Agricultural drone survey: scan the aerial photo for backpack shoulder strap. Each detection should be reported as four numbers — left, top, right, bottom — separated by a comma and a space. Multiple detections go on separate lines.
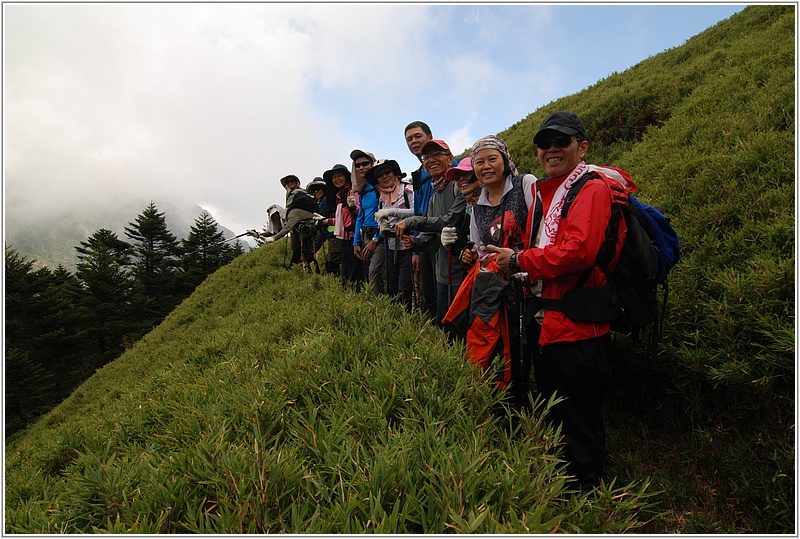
561, 171, 598, 219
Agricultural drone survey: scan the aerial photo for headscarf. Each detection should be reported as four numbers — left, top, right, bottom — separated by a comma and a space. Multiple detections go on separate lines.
469, 135, 519, 177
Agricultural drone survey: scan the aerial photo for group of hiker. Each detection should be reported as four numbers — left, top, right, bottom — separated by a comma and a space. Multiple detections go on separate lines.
252, 112, 639, 492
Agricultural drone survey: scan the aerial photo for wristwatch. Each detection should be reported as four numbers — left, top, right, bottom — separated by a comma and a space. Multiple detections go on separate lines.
509, 253, 521, 274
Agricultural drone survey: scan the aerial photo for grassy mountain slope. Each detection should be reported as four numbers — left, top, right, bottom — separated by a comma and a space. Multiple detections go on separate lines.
501, 5, 794, 390
4, 245, 657, 533
5, 5, 795, 534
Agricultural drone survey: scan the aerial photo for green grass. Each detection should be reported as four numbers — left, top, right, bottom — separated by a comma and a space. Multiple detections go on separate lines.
5, 244, 658, 533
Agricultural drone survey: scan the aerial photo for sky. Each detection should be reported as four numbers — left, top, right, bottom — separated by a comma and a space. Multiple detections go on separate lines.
3, 2, 747, 236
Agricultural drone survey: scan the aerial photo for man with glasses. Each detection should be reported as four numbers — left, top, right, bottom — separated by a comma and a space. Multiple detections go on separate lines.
394, 140, 466, 326
350, 149, 385, 295
488, 111, 630, 492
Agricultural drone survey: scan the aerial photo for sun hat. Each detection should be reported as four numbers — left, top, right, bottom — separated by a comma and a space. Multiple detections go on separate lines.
322, 164, 351, 185
306, 177, 325, 192
365, 159, 406, 186
279, 174, 301, 187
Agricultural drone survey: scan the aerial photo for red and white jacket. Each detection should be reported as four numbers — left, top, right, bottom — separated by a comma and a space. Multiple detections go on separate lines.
520, 165, 634, 345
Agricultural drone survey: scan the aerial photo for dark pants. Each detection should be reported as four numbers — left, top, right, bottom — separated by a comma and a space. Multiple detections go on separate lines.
418, 241, 437, 321
435, 282, 460, 327
327, 237, 362, 287
290, 221, 319, 270
532, 327, 612, 488
386, 248, 413, 310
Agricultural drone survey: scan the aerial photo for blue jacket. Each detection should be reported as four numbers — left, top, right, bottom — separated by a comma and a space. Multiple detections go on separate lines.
353, 185, 380, 246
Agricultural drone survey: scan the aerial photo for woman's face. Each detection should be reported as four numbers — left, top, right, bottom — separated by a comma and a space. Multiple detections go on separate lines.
332, 171, 348, 188
376, 168, 397, 189
536, 133, 588, 178
462, 183, 483, 205
472, 148, 505, 187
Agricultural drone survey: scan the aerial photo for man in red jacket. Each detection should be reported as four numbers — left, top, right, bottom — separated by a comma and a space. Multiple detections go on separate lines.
488, 111, 628, 491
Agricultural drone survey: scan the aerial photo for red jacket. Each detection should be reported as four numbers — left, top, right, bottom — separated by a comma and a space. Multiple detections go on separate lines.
520, 166, 633, 345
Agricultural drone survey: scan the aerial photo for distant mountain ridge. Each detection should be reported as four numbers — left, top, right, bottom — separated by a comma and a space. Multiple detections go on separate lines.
4, 198, 243, 272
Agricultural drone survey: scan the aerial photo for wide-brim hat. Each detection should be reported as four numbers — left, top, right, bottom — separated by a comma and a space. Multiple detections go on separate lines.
306, 177, 326, 192
365, 159, 406, 186
533, 111, 586, 145
445, 156, 473, 183
323, 164, 351, 186
280, 174, 301, 187
420, 139, 451, 156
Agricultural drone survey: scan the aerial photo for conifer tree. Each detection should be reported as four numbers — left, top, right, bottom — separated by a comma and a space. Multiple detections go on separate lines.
181, 211, 245, 288
124, 202, 182, 320
4, 245, 39, 348
4, 247, 64, 435
75, 228, 140, 359
31, 265, 92, 379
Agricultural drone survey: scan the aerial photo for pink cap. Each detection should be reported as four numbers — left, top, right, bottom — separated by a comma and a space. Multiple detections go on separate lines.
445, 157, 473, 182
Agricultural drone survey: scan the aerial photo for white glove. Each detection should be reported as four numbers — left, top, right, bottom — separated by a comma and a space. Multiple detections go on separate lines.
375, 209, 393, 221
312, 213, 327, 222
246, 229, 261, 239
440, 226, 458, 248
264, 236, 276, 244
347, 194, 357, 208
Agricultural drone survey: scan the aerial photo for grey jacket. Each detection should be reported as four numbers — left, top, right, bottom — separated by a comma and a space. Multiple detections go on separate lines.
403, 181, 467, 285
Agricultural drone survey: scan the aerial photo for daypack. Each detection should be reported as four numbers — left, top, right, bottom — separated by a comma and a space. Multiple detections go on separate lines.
539, 168, 680, 336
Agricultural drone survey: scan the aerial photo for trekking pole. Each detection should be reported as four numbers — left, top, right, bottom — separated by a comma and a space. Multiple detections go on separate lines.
511, 271, 529, 389
311, 229, 321, 274
184, 231, 252, 257
385, 234, 390, 296
447, 248, 453, 307
299, 229, 308, 273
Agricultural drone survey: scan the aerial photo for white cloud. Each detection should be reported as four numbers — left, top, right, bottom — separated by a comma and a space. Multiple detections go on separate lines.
3, 3, 746, 240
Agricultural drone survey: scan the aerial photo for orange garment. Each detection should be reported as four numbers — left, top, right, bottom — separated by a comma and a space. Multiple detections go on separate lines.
443, 255, 512, 389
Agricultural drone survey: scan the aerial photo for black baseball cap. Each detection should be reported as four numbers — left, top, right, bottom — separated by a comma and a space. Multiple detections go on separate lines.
533, 111, 586, 146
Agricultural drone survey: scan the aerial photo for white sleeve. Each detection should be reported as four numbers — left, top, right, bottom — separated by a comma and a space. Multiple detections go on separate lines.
523, 173, 538, 209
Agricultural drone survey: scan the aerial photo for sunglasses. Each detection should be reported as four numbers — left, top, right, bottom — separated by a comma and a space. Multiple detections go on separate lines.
536, 134, 575, 150
355, 160, 372, 168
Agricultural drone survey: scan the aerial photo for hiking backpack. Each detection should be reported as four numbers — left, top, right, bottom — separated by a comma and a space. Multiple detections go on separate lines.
539, 169, 680, 336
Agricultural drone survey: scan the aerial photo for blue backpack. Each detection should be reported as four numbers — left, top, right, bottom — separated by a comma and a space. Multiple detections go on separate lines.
628, 193, 680, 284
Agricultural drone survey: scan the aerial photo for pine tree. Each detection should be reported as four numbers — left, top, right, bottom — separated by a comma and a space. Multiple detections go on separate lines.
31, 265, 92, 380
181, 211, 246, 287
124, 202, 182, 320
181, 211, 230, 288
75, 229, 141, 359
4, 245, 38, 348
4, 247, 67, 436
